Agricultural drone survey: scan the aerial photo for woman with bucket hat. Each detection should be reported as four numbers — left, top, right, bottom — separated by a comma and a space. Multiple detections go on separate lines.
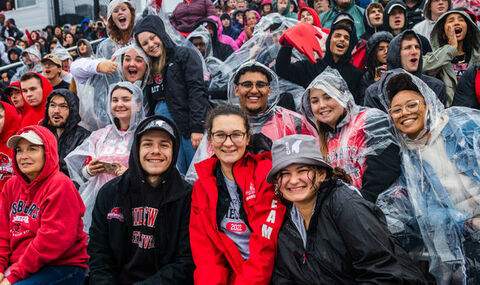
269, 134, 427, 284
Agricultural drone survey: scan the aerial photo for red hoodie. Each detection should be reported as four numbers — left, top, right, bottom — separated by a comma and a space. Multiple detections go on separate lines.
0, 102, 21, 191
0, 125, 88, 284
190, 152, 286, 285
19, 73, 53, 128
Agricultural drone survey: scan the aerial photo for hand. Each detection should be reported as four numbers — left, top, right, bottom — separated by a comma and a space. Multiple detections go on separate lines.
96, 60, 118, 74
470, 217, 480, 230
0, 278, 10, 285
445, 23, 458, 49
86, 159, 107, 176
0, 273, 3, 281
245, 26, 254, 39
191, 132, 203, 149
113, 163, 127, 176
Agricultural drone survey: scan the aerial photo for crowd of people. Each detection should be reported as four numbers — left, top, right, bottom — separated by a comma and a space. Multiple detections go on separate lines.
0, 0, 479, 283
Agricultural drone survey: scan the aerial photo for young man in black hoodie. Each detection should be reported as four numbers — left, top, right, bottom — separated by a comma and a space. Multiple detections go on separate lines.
195, 17, 234, 61
275, 13, 364, 104
41, 89, 90, 176
88, 115, 194, 285
364, 30, 447, 111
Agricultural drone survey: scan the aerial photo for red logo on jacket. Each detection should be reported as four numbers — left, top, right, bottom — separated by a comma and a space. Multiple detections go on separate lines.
107, 207, 124, 222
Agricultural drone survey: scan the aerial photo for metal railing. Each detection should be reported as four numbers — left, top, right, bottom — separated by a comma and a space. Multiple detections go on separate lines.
0, 38, 105, 73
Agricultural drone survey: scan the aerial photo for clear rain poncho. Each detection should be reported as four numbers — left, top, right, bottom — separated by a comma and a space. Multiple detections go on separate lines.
77, 43, 150, 131
375, 70, 480, 284
185, 61, 318, 183
208, 13, 326, 110
65, 81, 145, 232
11, 46, 43, 82
301, 67, 398, 193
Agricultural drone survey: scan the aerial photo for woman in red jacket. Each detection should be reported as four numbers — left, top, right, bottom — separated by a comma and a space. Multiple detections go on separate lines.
0, 125, 88, 285
190, 104, 285, 285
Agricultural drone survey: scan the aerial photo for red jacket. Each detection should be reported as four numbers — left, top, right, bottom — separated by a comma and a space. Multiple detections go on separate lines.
20, 73, 53, 128
0, 102, 21, 190
190, 152, 285, 285
0, 125, 88, 284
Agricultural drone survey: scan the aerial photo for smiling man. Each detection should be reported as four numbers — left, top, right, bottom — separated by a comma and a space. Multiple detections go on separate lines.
88, 115, 194, 284
42, 89, 90, 175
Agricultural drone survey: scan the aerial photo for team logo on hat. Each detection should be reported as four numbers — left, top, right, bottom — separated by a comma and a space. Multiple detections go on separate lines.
285, 140, 302, 155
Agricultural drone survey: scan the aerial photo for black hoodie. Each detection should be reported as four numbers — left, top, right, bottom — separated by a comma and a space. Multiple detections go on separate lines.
383, 0, 432, 54
41, 89, 90, 176
133, 15, 209, 138
195, 17, 234, 61
276, 13, 364, 104
364, 30, 447, 111
88, 115, 194, 285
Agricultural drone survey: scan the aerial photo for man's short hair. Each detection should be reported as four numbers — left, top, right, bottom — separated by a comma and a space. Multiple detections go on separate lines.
233, 64, 273, 85
386, 73, 422, 102
20, 72, 42, 86
401, 32, 419, 44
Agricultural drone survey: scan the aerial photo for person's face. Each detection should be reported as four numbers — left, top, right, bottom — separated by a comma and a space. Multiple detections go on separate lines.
246, 12, 258, 27
376, 41, 389, 64
389, 91, 426, 139
329, 29, 350, 59
430, 0, 448, 18
6, 38, 14, 47
444, 13, 468, 42
111, 88, 132, 121
277, 164, 326, 204
78, 42, 88, 55
21, 77, 43, 107
368, 7, 383, 27
42, 61, 62, 81
236, 0, 247, 9
262, 4, 272, 13
389, 8, 405, 31
236, 13, 244, 25
62, 59, 71, 72
122, 48, 147, 83
221, 18, 231, 28
0, 108, 4, 134
278, 0, 288, 11
314, 0, 329, 13
309, 88, 345, 128
191, 37, 207, 57
336, 0, 351, 9
9, 89, 23, 108
300, 10, 315, 25
19, 41, 27, 50
31, 32, 38, 41
400, 37, 421, 72
48, 95, 69, 128
9, 51, 17, 61
112, 3, 132, 31
15, 139, 45, 182
227, 0, 236, 8
139, 130, 173, 177
137, 31, 164, 58
235, 71, 271, 115
209, 114, 249, 167
54, 27, 62, 36
64, 34, 74, 45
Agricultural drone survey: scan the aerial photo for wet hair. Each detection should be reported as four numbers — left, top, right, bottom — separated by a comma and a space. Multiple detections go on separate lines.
20, 72, 42, 86
107, 1, 135, 45
332, 21, 353, 35
233, 64, 273, 84
386, 73, 422, 103
205, 104, 250, 136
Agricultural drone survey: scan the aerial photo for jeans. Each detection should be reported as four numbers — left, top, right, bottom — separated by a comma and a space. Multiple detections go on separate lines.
155, 101, 195, 175
14, 266, 85, 285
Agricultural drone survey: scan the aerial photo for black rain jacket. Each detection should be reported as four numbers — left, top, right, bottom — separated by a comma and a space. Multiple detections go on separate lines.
452, 64, 480, 109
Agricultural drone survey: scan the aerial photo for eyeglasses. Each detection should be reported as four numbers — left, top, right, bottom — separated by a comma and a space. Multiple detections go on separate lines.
48, 102, 69, 111
237, 81, 269, 90
388, 100, 422, 118
210, 131, 247, 144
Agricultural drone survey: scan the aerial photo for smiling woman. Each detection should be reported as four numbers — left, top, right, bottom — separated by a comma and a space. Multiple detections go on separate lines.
190, 104, 286, 284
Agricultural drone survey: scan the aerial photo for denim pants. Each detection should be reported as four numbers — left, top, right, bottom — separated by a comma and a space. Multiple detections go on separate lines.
14, 266, 85, 285
155, 101, 195, 175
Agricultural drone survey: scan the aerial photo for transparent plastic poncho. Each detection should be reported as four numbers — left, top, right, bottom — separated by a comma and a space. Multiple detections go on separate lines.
77, 44, 150, 131
185, 61, 318, 183
208, 13, 328, 110
65, 81, 145, 233
301, 67, 397, 190
375, 70, 480, 284
11, 46, 43, 81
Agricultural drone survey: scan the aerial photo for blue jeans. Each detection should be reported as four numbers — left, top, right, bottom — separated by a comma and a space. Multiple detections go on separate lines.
155, 101, 195, 175
14, 266, 85, 285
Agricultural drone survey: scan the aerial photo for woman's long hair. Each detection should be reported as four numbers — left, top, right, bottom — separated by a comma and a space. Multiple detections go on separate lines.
107, 2, 136, 45
438, 13, 478, 62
